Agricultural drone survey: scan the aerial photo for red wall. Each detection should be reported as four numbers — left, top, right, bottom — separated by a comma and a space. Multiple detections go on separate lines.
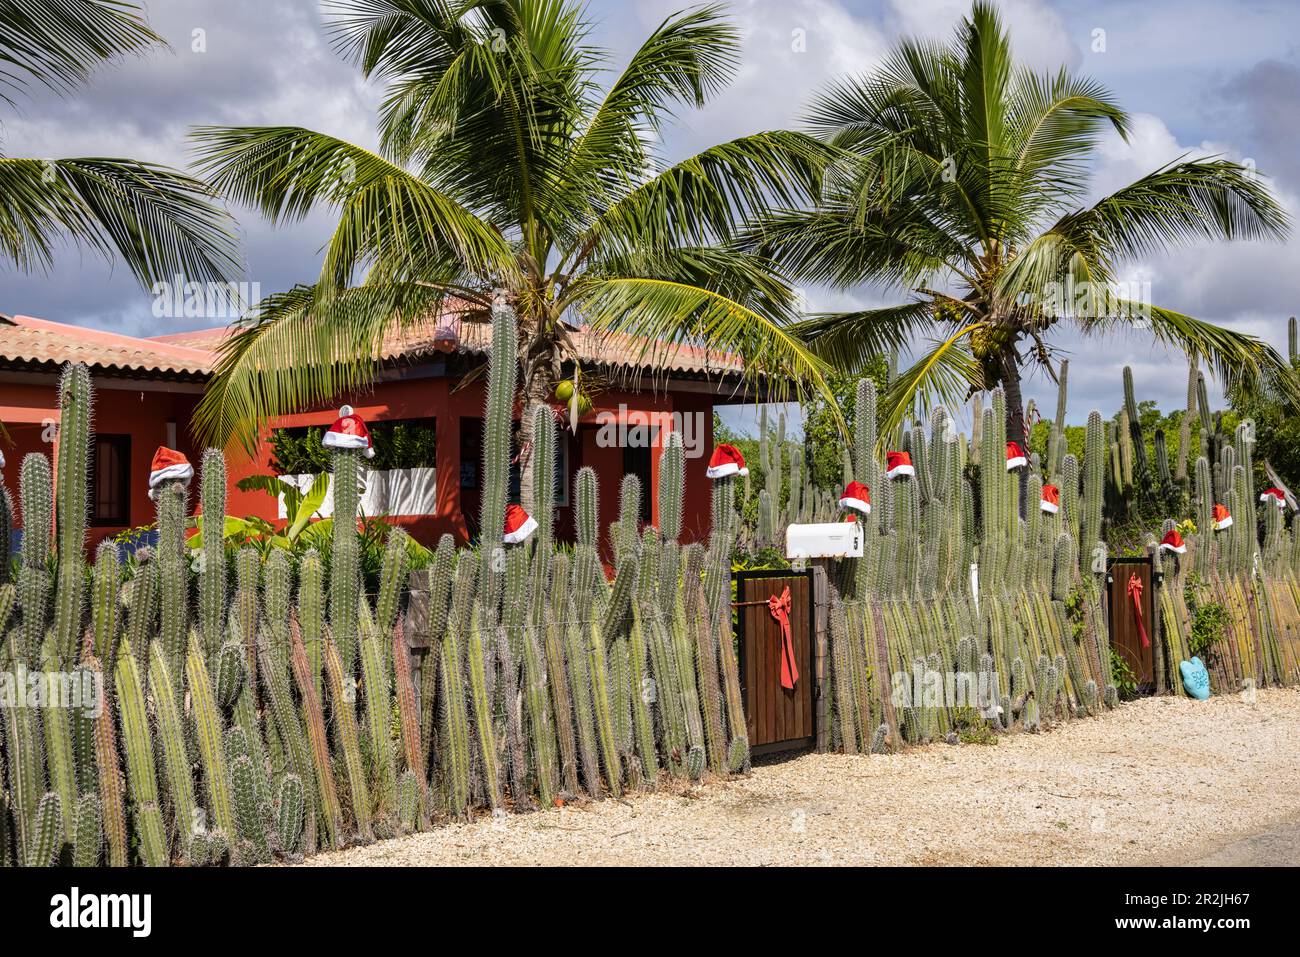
1, 377, 202, 549
3, 370, 720, 557
224, 374, 718, 553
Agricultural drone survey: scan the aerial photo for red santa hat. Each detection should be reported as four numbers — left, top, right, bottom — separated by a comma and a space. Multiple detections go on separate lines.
322, 405, 375, 458
706, 443, 748, 479
503, 503, 538, 544
1040, 484, 1060, 514
838, 481, 872, 515
148, 447, 193, 498
1005, 440, 1028, 471
1212, 503, 1233, 531
1159, 529, 1187, 554
1260, 487, 1287, 509
885, 450, 914, 479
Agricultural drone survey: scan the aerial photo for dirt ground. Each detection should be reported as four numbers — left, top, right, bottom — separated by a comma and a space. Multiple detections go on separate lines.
301, 687, 1300, 866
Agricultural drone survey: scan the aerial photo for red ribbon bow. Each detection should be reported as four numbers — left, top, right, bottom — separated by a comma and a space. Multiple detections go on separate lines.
1127, 572, 1150, 649
768, 586, 798, 691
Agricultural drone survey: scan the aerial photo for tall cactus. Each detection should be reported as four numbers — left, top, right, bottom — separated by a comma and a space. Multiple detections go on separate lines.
531, 404, 557, 555
298, 549, 325, 699
1081, 411, 1104, 578
155, 480, 189, 681
0, 483, 12, 587
90, 540, 120, 662
199, 448, 227, 656
3, 661, 42, 858
1047, 359, 1068, 478
439, 557, 476, 816
330, 444, 362, 673
376, 526, 409, 638
287, 628, 343, 848
1122, 366, 1153, 500
418, 534, 454, 763
114, 640, 168, 866
186, 637, 237, 847
18, 452, 53, 663
41, 653, 79, 844
359, 628, 398, 821
323, 637, 372, 841
480, 297, 518, 614
148, 641, 198, 859
465, 604, 503, 808
257, 638, 319, 853
52, 364, 91, 663
576, 466, 599, 550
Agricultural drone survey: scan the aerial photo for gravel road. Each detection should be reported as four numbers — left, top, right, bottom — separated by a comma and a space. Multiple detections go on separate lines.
301, 688, 1300, 866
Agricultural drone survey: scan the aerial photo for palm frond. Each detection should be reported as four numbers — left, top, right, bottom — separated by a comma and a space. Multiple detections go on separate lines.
188, 126, 513, 285
564, 3, 738, 204
795, 301, 939, 373
998, 158, 1291, 307
575, 131, 833, 266
570, 275, 842, 427
0, 156, 241, 285
193, 281, 460, 454
1093, 303, 1300, 410
878, 324, 983, 442
0, 0, 162, 103
745, 202, 971, 291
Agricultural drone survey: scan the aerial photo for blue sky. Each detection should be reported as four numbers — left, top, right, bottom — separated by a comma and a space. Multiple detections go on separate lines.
2, 0, 1298, 434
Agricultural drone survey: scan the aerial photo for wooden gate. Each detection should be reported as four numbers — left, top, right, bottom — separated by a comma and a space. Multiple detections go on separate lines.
1108, 557, 1156, 688
735, 570, 815, 755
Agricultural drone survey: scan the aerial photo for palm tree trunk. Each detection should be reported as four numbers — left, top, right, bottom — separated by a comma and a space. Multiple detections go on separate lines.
517, 368, 552, 516
1002, 348, 1030, 518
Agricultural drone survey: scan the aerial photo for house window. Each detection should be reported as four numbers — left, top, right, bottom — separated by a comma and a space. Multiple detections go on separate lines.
269, 417, 435, 474
459, 418, 522, 500
623, 442, 653, 525
92, 434, 131, 526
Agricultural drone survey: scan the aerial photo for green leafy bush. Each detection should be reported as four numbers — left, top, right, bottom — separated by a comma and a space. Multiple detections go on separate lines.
1110, 649, 1139, 700
271, 419, 437, 474
1189, 601, 1230, 659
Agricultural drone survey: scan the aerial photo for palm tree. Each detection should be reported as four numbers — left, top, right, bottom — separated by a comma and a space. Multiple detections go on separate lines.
754, 1, 1294, 449
190, 0, 838, 490
0, 0, 239, 289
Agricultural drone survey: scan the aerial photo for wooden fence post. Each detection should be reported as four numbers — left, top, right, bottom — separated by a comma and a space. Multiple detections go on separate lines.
812, 562, 830, 752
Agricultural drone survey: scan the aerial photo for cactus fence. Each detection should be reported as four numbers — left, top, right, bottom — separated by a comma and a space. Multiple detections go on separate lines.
3, 304, 1300, 867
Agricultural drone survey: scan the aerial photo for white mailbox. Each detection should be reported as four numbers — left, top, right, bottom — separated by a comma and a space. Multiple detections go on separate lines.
786, 520, 863, 559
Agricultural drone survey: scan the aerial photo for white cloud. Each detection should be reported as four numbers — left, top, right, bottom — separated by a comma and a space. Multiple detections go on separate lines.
624, 0, 890, 152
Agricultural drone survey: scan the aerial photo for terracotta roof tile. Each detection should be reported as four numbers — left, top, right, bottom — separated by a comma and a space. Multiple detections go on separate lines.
2, 310, 745, 382
1, 314, 213, 376
151, 317, 745, 378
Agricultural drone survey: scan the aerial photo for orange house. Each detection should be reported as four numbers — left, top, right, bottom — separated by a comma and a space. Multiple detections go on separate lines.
3, 312, 753, 554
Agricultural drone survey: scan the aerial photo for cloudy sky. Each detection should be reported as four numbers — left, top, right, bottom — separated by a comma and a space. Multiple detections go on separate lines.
2, 0, 1299, 430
